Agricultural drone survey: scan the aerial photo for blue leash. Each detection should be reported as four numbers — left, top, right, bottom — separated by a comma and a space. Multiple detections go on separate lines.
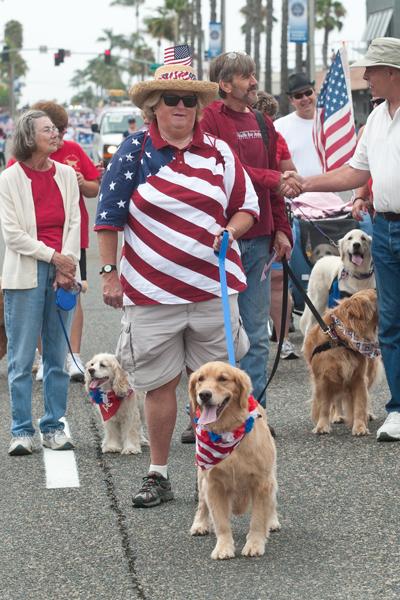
216, 230, 236, 367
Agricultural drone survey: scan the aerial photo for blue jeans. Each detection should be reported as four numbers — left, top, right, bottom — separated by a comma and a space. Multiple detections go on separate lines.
3, 261, 73, 436
238, 236, 271, 407
372, 214, 400, 413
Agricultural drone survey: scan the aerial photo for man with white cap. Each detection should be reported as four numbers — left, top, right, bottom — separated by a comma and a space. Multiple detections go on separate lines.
95, 45, 260, 507
297, 37, 400, 442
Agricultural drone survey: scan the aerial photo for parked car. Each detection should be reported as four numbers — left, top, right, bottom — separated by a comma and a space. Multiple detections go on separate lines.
91, 106, 143, 165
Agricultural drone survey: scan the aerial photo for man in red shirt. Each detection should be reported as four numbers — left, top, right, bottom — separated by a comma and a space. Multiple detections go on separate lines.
200, 52, 301, 416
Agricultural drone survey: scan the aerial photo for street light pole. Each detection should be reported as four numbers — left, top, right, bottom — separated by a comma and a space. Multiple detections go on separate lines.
221, 0, 226, 53
307, 0, 315, 81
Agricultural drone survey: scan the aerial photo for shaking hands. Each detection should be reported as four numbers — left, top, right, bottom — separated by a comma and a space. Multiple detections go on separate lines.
277, 171, 304, 198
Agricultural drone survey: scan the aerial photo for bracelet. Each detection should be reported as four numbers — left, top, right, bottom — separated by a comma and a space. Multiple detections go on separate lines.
352, 196, 367, 204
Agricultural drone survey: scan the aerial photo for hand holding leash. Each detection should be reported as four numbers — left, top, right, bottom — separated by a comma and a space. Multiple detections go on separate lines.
213, 227, 235, 252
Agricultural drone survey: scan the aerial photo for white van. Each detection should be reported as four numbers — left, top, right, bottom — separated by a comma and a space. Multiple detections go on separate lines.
91, 106, 143, 165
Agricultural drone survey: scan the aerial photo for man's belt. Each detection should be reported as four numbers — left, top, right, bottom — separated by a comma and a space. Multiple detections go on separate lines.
377, 212, 400, 221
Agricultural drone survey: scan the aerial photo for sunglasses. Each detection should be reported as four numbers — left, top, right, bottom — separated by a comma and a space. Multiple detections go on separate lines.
162, 94, 197, 108
292, 89, 314, 100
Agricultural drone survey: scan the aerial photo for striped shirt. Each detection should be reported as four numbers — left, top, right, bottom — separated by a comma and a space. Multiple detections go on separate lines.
95, 121, 259, 305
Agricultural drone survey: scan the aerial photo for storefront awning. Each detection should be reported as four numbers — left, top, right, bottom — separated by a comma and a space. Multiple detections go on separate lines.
363, 8, 393, 42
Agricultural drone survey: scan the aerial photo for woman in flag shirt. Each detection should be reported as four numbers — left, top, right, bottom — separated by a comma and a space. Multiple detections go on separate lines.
95, 45, 259, 509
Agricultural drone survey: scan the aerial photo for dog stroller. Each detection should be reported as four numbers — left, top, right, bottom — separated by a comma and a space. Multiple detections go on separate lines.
288, 192, 373, 313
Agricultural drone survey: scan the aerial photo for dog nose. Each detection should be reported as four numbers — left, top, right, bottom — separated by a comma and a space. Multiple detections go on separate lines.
199, 390, 212, 404
353, 242, 361, 251
88, 367, 95, 376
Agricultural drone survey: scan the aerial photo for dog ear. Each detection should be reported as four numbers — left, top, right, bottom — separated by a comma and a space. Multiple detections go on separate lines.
234, 368, 252, 409
83, 363, 91, 394
113, 360, 129, 396
338, 236, 345, 261
188, 370, 199, 413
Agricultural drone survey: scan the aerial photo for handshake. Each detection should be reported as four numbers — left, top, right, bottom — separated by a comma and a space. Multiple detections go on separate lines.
277, 171, 304, 198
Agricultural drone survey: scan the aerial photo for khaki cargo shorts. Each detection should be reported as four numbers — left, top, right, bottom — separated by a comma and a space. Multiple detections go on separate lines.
115, 294, 249, 391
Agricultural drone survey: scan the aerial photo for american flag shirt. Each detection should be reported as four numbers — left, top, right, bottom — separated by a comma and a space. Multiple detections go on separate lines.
95, 121, 259, 305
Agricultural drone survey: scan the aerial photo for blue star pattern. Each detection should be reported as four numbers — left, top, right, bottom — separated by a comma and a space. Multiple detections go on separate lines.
95, 131, 174, 229
317, 51, 350, 118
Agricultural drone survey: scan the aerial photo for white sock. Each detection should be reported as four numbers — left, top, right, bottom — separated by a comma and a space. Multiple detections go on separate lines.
149, 464, 168, 479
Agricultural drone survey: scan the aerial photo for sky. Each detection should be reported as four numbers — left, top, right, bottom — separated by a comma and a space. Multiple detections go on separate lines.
0, 0, 367, 107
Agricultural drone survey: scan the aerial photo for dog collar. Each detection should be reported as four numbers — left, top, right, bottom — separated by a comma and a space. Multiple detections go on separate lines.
340, 267, 374, 281
330, 315, 381, 359
194, 395, 261, 471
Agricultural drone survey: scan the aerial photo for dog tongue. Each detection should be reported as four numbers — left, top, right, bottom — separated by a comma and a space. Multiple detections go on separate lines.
352, 254, 363, 266
197, 405, 218, 426
89, 380, 101, 390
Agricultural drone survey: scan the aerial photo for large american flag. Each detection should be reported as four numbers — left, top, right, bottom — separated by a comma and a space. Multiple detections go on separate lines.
313, 48, 357, 172
164, 44, 192, 66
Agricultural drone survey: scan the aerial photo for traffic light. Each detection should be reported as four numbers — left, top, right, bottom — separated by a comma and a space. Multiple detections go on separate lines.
58, 48, 65, 63
104, 49, 111, 65
54, 52, 61, 66
1, 45, 10, 63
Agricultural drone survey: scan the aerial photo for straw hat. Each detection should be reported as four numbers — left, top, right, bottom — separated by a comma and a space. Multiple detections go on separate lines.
130, 44, 218, 108
352, 37, 400, 70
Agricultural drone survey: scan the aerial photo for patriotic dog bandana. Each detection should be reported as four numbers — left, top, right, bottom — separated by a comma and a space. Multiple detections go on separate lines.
89, 387, 132, 421
195, 395, 261, 470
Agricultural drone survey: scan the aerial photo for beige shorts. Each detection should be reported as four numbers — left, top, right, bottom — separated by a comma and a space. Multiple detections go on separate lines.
115, 295, 249, 391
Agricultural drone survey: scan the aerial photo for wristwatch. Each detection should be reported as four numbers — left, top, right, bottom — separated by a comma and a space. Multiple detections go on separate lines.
99, 264, 117, 275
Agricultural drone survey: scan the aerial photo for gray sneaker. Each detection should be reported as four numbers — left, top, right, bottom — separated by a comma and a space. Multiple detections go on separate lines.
132, 472, 174, 508
42, 430, 74, 451
281, 340, 299, 360
8, 436, 40, 456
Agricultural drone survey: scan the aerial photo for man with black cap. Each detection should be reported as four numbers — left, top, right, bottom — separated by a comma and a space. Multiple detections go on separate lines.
274, 73, 322, 177
298, 37, 400, 443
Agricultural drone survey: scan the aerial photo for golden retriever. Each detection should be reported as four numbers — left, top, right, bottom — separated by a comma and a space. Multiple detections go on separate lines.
189, 361, 280, 560
303, 289, 381, 436
84, 353, 147, 454
300, 229, 375, 336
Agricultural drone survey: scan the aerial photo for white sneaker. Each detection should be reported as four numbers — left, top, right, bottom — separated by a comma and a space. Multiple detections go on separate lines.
42, 430, 74, 451
8, 435, 40, 456
66, 353, 85, 382
376, 412, 400, 442
35, 356, 44, 381
32, 349, 41, 374
281, 340, 299, 360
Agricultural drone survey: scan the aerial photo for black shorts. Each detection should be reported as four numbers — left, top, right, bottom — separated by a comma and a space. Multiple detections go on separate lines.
79, 249, 87, 281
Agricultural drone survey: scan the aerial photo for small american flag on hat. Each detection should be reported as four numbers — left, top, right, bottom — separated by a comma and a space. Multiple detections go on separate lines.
164, 44, 192, 66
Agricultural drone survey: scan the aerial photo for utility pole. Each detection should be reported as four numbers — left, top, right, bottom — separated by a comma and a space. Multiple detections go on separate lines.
221, 0, 226, 53
307, 0, 315, 82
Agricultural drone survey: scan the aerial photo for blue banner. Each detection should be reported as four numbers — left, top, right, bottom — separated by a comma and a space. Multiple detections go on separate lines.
209, 22, 222, 58
288, 0, 308, 43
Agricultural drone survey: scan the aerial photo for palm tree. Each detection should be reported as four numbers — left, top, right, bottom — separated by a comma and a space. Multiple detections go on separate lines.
316, 0, 346, 69
240, 0, 255, 55
97, 28, 127, 50
195, 0, 203, 79
145, 7, 177, 45
253, 0, 263, 81
210, 0, 217, 22
264, 0, 274, 93
1, 20, 28, 116
110, 0, 146, 35
280, 0, 289, 116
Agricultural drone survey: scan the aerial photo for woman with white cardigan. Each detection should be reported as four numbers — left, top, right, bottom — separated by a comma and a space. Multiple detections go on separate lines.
0, 110, 81, 456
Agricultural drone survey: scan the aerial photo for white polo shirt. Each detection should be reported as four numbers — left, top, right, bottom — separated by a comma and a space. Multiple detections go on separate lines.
349, 101, 400, 213
274, 111, 323, 177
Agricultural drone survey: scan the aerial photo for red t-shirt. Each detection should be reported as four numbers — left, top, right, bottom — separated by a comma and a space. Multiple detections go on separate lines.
19, 162, 65, 253
276, 132, 291, 165
8, 140, 99, 248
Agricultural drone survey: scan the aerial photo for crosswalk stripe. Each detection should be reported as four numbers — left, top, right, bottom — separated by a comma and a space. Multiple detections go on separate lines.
39, 418, 80, 489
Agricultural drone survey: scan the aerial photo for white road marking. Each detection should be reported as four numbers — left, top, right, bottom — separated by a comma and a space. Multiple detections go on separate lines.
39, 418, 80, 489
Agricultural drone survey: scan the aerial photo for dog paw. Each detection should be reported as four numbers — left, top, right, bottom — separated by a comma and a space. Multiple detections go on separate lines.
312, 424, 330, 435
190, 522, 210, 536
121, 445, 142, 455
140, 436, 149, 447
241, 538, 266, 557
331, 415, 345, 424
352, 426, 369, 437
102, 445, 122, 453
368, 412, 376, 422
211, 541, 235, 560
269, 517, 281, 532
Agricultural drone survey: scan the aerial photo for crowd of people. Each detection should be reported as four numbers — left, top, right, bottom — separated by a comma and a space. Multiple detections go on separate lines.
1, 36, 400, 508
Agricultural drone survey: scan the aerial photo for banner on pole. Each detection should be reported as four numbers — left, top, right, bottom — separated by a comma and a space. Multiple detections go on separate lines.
209, 22, 222, 58
289, 0, 308, 43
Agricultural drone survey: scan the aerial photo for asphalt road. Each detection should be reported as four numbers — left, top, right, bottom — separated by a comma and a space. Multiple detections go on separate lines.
1, 201, 399, 600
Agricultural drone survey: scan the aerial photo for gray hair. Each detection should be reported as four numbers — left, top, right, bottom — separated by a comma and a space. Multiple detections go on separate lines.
209, 52, 256, 99
12, 110, 48, 161
253, 91, 279, 118
142, 90, 206, 124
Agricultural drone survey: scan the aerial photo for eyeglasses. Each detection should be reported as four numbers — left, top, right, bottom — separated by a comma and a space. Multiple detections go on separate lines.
39, 126, 59, 134
292, 89, 314, 100
371, 98, 384, 107
162, 94, 197, 108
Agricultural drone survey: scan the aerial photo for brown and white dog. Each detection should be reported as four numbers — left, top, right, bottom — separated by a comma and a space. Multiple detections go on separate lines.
303, 289, 382, 436
84, 353, 147, 454
189, 361, 280, 560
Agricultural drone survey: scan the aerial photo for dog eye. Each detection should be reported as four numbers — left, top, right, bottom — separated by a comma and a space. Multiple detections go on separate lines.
348, 236, 352, 240
217, 375, 228, 382
361, 235, 366, 241
100, 362, 106, 368
198, 375, 204, 382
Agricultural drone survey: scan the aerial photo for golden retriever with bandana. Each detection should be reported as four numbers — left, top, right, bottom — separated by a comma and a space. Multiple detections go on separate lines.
189, 361, 280, 560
